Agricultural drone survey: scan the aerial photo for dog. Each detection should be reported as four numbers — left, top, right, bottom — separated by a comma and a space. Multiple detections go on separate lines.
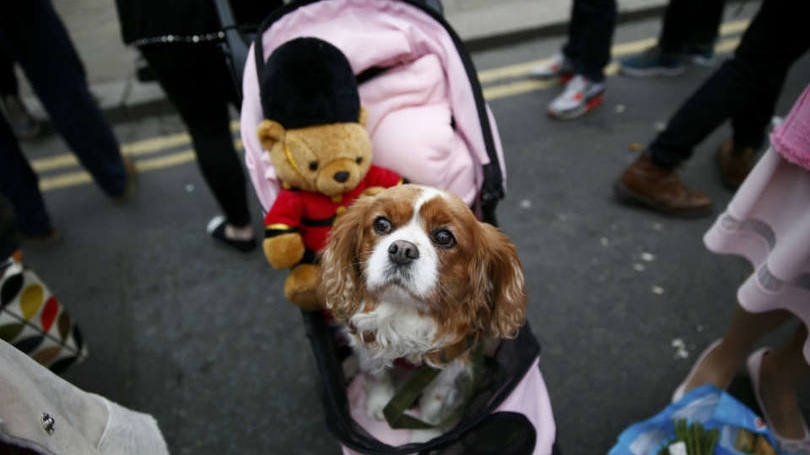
319, 184, 527, 438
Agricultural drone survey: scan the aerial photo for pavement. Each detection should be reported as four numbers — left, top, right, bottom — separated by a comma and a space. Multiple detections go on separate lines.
11, 1, 810, 455
20, 0, 669, 119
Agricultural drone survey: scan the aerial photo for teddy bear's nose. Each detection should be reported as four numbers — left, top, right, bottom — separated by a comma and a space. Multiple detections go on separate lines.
333, 171, 350, 183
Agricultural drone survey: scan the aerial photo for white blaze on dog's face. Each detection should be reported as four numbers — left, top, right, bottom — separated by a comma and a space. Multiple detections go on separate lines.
364, 187, 444, 302
320, 184, 527, 353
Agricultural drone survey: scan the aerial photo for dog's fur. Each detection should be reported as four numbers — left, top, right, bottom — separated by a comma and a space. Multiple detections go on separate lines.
319, 184, 527, 439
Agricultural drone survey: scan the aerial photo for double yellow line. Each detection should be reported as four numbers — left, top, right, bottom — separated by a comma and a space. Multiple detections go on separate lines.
35, 19, 748, 193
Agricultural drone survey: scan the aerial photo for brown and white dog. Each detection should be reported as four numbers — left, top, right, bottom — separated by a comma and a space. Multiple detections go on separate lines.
319, 184, 527, 436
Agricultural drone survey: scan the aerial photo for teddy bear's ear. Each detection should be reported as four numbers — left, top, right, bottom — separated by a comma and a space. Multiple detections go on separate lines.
358, 106, 368, 127
257, 120, 286, 150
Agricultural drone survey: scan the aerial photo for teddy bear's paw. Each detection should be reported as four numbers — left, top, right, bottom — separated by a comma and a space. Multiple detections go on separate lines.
285, 265, 322, 311
263, 233, 305, 269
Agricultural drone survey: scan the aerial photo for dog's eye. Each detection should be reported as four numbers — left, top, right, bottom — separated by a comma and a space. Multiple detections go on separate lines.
432, 229, 455, 249
355, 157, 363, 164
309, 161, 318, 171
373, 216, 392, 235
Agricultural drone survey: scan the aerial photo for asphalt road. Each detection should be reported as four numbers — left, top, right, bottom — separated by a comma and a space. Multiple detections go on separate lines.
15, 3, 810, 454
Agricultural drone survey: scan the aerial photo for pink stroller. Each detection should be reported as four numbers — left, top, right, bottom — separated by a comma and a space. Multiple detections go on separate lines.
237, 1, 557, 453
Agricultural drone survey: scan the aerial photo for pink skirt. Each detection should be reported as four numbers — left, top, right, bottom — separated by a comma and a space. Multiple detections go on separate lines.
704, 148, 810, 361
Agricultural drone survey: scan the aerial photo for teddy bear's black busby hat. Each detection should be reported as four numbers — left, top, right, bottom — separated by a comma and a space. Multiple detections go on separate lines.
260, 37, 360, 129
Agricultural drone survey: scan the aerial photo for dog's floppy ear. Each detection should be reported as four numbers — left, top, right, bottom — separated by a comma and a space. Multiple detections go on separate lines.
319, 197, 372, 321
470, 223, 527, 338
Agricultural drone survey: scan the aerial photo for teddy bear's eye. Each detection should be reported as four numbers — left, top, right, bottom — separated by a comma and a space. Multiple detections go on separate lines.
355, 157, 363, 164
309, 161, 318, 171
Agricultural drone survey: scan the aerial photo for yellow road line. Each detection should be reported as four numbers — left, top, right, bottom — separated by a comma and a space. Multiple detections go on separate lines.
31, 120, 240, 172
478, 18, 748, 84
39, 140, 244, 192
483, 37, 736, 101
478, 38, 656, 84
38, 21, 748, 192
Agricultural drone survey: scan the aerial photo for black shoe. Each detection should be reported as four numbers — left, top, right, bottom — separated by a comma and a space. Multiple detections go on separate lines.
206, 216, 257, 252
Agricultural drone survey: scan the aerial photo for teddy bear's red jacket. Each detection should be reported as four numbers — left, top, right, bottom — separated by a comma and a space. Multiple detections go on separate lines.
264, 165, 402, 254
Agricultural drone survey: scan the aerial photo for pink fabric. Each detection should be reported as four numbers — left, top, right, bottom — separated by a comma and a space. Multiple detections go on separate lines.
704, 148, 810, 361
240, 0, 506, 211
341, 358, 557, 455
770, 84, 810, 171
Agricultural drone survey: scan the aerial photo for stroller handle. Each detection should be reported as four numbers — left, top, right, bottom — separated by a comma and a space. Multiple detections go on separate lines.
212, 0, 252, 104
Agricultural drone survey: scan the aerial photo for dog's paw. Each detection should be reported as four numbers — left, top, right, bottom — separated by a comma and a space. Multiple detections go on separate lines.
365, 378, 395, 421
409, 428, 442, 444
419, 384, 459, 425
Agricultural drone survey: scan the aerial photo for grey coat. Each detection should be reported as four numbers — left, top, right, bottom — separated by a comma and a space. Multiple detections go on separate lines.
0, 339, 169, 455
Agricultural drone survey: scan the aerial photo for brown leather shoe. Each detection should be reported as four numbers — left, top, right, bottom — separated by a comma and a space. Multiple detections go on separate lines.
715, 139, 756, 190
614, 153, 713, 217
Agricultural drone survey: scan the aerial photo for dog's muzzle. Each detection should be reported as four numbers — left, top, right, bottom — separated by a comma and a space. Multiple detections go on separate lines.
388, 240, 419, 266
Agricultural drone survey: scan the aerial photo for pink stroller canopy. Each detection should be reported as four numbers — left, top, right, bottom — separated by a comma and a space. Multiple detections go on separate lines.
240, 0, 507, 212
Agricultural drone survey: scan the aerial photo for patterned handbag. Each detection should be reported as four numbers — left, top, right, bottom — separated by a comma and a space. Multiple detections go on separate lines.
0, 253, 87, 374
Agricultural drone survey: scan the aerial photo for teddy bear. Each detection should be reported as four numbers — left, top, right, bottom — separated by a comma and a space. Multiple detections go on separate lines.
256, 37, 402, 311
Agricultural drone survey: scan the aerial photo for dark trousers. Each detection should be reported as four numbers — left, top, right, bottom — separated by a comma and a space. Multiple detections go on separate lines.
0, 46, 17, 96
0, 0, 126, 234
140, 44, 251, 227
561, 0, 617, 82
0, 194, 18, 260
659, 0, 726, 54
648, 0, 810, 168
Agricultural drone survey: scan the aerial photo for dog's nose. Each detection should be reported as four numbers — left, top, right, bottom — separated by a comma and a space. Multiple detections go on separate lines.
388, 240, 419, 265
333, 171, 350, 183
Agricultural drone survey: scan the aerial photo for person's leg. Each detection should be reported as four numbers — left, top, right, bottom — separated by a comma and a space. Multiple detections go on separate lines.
646, 0, 808, 169
140, 44, 253, 233
714, 67, 789, 190
561, 0, 585, 63
569, 0, 617, 83
0, 0, 128, 197
0, 115, 52, 236
679, 305, 791, 392
0, 194, 19, 261
0, 45, 18, 97
686, 0, 726, 57
0, 44, 40, 140
716, 0, 808, 189
657, 0, 691, 54
756, 324, 810, 440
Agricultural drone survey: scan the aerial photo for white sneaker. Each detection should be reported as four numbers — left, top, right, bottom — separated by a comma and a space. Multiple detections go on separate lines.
547, 75, 605, 120
529, 53, 574, 80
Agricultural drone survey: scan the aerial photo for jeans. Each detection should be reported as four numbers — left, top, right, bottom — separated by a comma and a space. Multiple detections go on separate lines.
561, 0, 618, 82
658, 0, 726, 54
648, 0, 810, 168
0, 0, 126, 234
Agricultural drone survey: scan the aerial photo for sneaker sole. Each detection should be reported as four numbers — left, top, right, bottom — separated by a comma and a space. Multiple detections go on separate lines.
547, 93, 604, 120
619, 65, 686, 78
613, 180, 713, 218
